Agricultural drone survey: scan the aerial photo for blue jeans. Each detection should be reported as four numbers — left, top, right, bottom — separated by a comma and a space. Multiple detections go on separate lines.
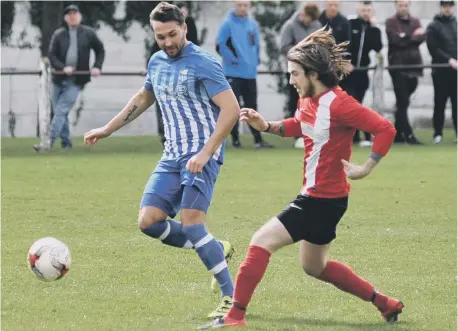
50, 80, 80, 147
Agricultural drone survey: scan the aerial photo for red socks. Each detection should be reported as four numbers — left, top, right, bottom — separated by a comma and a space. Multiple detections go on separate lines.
317, 260, 388, 311
226, 246, 271, 321
226, 253, 390, 322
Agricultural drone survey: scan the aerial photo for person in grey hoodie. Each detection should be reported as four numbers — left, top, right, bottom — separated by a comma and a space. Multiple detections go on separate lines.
280, 3, 321, 120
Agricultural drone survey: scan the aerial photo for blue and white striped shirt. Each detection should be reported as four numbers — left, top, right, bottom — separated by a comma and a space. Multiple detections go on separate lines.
144, 42, 231, 164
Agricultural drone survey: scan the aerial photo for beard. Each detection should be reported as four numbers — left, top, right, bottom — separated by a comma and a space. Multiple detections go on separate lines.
164, 36, 186, 58
299, 76, 315, 98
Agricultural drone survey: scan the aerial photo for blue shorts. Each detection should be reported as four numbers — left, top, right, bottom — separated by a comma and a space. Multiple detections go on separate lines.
140, 155, 221, 218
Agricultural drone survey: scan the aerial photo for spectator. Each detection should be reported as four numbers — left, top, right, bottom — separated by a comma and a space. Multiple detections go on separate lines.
319, 0, 352, 99
279, 3, 321, 148
216, 1, 273, 149
385, 0, 424, 145
148, 2, 200, 146
319, 0, 351, 45
342, 1, 382, 147
426, 0, 457, 144
34, 4, 105, 152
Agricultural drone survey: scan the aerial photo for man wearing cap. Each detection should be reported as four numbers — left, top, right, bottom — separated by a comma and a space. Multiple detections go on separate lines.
35, 4, 105, 152
426, 0, 457, 144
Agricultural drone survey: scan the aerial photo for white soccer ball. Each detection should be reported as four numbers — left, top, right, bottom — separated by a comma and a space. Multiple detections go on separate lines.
27, 237, 71, 282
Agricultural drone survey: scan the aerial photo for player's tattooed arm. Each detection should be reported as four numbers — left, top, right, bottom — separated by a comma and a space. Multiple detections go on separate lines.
123, 105, 138, 123
265, 121, 285, 136
104, 87, 156, 134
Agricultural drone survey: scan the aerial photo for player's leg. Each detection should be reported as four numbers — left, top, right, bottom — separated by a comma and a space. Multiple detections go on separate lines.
301, 241, 404, 322
179, 158, 235, 317
139, 160, 193, 249
198, 197, 302, 329
226, 217, 293, 320
297, 196, 404, 322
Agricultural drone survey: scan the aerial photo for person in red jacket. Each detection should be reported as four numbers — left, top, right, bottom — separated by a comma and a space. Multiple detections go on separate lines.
199, 27, 402, 330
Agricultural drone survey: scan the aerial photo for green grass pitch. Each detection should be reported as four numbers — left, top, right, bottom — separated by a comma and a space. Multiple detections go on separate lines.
1, 130, 456, 331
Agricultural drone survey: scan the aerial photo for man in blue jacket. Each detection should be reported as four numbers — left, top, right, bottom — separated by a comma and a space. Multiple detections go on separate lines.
216, 1, 273, 149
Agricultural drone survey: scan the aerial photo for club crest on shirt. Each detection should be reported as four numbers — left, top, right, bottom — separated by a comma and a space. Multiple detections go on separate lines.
178, 68, 188, 83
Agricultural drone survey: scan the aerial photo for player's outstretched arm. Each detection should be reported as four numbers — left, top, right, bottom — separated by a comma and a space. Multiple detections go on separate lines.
336, 98, 396, 180
84, 87, 156, 145
186, 89, 239, 173
240, 108, 301, 137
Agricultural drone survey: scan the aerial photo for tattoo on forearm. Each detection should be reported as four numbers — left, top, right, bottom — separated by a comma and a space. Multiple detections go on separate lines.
267, 121, 285, 136
123, 105, 138, 122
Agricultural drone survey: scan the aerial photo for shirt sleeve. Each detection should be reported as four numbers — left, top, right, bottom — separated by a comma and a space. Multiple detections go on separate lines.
198, 54, 231, 99
334, 97, 396, 158
282, 110, 302, 138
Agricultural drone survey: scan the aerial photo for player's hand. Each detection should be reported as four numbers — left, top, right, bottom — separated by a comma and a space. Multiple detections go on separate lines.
341, 159, 371, 180
63, 66, 74, 75
240, 108, 268, 132
449, 58, 458, 70
84, 127, 111, 145
186, 150, 211, 174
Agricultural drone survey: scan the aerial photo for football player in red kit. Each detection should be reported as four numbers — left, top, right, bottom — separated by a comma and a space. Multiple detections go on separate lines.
199, 27, 402, 329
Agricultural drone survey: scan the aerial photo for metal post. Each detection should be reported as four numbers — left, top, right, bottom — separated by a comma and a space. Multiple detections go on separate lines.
37, 57, 52, 148
372, 53, 386, 115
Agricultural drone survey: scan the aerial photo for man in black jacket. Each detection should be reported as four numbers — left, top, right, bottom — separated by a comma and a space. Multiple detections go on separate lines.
342, 1, 382, 146
426, 0, 457, 143
319, 0, 350, 45
35, 4, 105, 151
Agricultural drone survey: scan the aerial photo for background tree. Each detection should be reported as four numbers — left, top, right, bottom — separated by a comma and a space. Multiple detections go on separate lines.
122, 1, 199, 65
252, 1, 296, 100
1, 1, 15, 45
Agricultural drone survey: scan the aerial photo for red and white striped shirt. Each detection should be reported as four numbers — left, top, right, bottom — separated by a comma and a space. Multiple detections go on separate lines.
282, 87, 396, 199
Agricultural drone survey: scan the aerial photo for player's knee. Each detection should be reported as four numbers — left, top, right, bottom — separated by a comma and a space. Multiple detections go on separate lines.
180, 208, 205, 226
138, 207, 166, 230
302, 263, 326, 278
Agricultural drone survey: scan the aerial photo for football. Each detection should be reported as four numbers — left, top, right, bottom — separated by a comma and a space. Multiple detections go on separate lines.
27, 237, 71, 282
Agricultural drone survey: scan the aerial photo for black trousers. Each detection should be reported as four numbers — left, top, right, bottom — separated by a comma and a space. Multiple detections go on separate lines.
432, 69, 457, 136
389, 72, 418, 138
341, 71, 371, 142
285, 72, 299, 119
227, 77, 262, 143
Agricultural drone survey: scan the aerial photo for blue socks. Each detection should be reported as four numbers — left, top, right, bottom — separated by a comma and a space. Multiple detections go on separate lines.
141, 220, 193, 249
182, 224, 234, 297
